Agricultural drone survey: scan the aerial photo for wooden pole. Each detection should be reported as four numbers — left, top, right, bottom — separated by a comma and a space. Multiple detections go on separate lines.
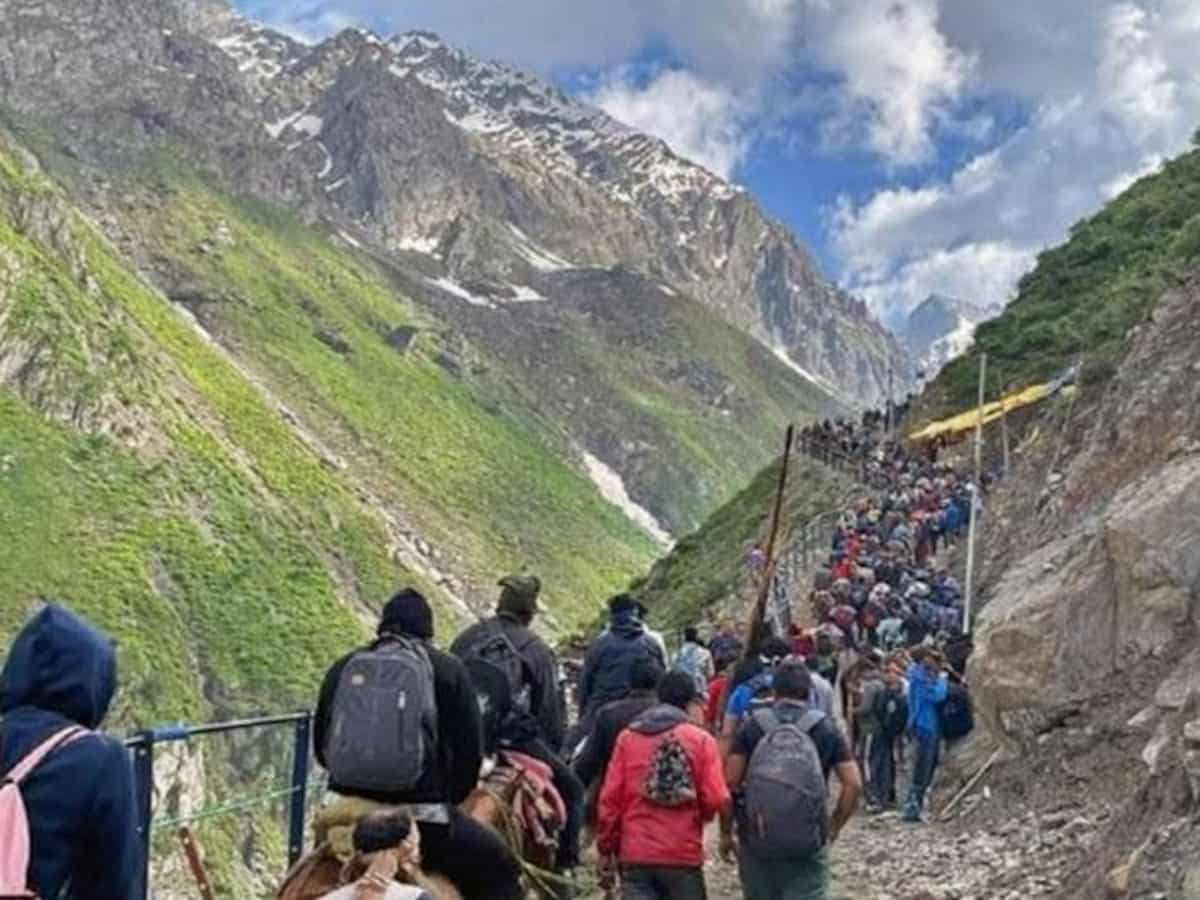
746, 425, 795, 655
937, 748, 1001, 820
963, 353, 987, 635
178, 827, 217, 900
1001, 393, 1011, 476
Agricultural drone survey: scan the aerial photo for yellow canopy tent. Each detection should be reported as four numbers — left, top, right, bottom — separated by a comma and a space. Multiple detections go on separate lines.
908, 382, 1055, 444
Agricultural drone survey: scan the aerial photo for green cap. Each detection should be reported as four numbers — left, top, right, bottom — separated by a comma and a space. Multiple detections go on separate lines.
498, 575, 542, 615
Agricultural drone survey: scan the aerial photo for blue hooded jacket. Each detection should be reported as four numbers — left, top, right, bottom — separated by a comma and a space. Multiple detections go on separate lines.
906, 662, 949, 738
0, 605, 141, 900
578, 613, 666, 714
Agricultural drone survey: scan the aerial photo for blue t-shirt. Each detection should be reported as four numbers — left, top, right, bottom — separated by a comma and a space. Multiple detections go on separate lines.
726, 672, 772, 721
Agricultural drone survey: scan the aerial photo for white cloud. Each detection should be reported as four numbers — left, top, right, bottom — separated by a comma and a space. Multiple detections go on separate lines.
834, 0, 1200, 322
809, 0, 974, 165
585, 69, 751, 178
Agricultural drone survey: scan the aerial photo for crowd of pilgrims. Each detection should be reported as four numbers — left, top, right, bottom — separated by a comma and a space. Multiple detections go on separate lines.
0, 406, 986, 900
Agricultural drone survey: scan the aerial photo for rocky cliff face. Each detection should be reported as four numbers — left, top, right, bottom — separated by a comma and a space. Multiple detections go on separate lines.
962, 270, 1200, 897
0, 0, 908, 410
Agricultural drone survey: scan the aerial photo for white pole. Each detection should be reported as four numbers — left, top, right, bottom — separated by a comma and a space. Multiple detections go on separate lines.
963, 484, 979, 635
963, 352, 987, 634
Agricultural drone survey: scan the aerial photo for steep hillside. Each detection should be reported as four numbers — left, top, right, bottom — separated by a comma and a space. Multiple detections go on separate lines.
634, 455, 857, 634
953, 266, 1200, 900
926, 144, 1200, 414
0, 131, 678, 681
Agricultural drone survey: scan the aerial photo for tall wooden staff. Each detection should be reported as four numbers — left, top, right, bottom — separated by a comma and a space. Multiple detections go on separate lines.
745, 425, 795, 656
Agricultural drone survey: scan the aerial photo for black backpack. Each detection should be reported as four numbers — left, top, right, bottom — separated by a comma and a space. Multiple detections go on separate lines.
324, 636, 437, 793
875, 685, 909, 737
939, 681, 974, 741
461, 622, 531, 742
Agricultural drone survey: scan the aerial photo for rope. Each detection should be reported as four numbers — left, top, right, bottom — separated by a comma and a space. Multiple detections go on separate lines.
151, 777, 326, 832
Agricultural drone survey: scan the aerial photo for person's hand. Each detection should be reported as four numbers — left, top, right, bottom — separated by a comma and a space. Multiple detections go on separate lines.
719, 830, 738, 863
597, 855, 617, 891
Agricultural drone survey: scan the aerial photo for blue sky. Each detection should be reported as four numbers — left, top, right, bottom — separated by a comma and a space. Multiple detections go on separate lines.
239, 0, 1200, 327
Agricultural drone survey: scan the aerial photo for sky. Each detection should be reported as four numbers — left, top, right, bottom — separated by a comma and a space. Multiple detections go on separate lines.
238, 0, 1200, 329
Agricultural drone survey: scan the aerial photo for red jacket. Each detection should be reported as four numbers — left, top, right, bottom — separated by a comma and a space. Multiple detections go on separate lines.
705, 674, 729, 730
597, 706, 730, 867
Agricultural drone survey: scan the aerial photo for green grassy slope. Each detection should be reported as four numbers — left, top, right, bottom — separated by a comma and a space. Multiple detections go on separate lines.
633, 457, 854, 632
128, 174, 660, 625
0, 140, 668, 711
0, 159, 399, 722
0, 137, 666, 896
929, 144, 1200, 414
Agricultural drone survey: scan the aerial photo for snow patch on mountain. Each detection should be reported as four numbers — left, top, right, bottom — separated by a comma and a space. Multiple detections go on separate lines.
581, 450, 672, 548
426, 276, 496, 309
771, 347, 845, 402
902, 294, 1000, 379
507, 224, 574, 271
397, 234, 441, 255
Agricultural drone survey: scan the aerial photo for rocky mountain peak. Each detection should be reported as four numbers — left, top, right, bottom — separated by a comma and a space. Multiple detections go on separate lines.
903, 293, 999, 379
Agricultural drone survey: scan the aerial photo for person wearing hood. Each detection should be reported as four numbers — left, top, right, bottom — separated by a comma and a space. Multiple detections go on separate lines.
0, 604, 141, 900
577, 595, 666, 727
597, 672, 730, 900
574, 655, 665, 794
634, 602, 669, 664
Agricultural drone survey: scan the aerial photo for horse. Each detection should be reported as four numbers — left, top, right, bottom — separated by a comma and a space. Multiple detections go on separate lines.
278, 752, 566, 900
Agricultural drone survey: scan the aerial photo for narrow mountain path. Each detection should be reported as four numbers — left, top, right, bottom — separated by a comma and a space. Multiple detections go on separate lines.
689, 801, 1094, 900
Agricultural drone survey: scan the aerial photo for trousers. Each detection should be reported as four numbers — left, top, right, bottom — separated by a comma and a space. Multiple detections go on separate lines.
904, 731, 941, 819
868, 733, 897, 806
736, 850, 828, 900
621, 865, 707, 900
419, 807, 523, 900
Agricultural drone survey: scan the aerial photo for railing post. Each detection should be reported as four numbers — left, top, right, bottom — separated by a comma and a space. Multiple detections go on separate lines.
288, 713, 312, 866
132, 732, 155, 900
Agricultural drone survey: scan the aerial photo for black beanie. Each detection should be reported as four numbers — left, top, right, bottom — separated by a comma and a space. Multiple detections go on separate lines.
379, 588, 434, 640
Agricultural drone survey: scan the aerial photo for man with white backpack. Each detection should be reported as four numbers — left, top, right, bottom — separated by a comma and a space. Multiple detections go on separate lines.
722, 661, 862, 900
0, 604, 141, 900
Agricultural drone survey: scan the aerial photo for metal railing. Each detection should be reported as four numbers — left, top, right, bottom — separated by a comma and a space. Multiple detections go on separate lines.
124, 711, 313, 897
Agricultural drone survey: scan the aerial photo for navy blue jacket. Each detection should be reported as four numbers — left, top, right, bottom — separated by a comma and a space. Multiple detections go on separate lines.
0, 605, 141, 900
578, 614, 665, 715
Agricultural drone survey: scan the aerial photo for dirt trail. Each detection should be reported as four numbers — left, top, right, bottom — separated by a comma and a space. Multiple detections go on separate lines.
687, 799, 1096, 900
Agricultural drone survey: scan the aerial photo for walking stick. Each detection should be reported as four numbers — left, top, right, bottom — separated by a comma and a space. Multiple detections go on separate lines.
745, 425, 795, 656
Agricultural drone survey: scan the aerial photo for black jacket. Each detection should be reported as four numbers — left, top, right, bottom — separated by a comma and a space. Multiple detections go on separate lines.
450, 612, 566, 751
314, 638, 483, 805
572, 689, 658, 788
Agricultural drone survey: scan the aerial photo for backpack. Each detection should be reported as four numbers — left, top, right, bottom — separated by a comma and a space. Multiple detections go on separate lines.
815, 632, 835, 657
875, 686, 909, 737
324, 636, 438, 793
641, 730, 697, 808
672, 644, 708, 695
460, 623, 531, 742
1, 726, 88, 898
741, 708, 828, 861
939, 681, 974, 741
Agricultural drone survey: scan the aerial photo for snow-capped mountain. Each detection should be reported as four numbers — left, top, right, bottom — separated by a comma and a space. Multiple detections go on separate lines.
0, 0, 913, 545
903, 294, 1001, 379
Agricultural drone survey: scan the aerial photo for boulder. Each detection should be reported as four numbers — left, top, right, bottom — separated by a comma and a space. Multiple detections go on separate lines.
970, 455, 1200, 741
